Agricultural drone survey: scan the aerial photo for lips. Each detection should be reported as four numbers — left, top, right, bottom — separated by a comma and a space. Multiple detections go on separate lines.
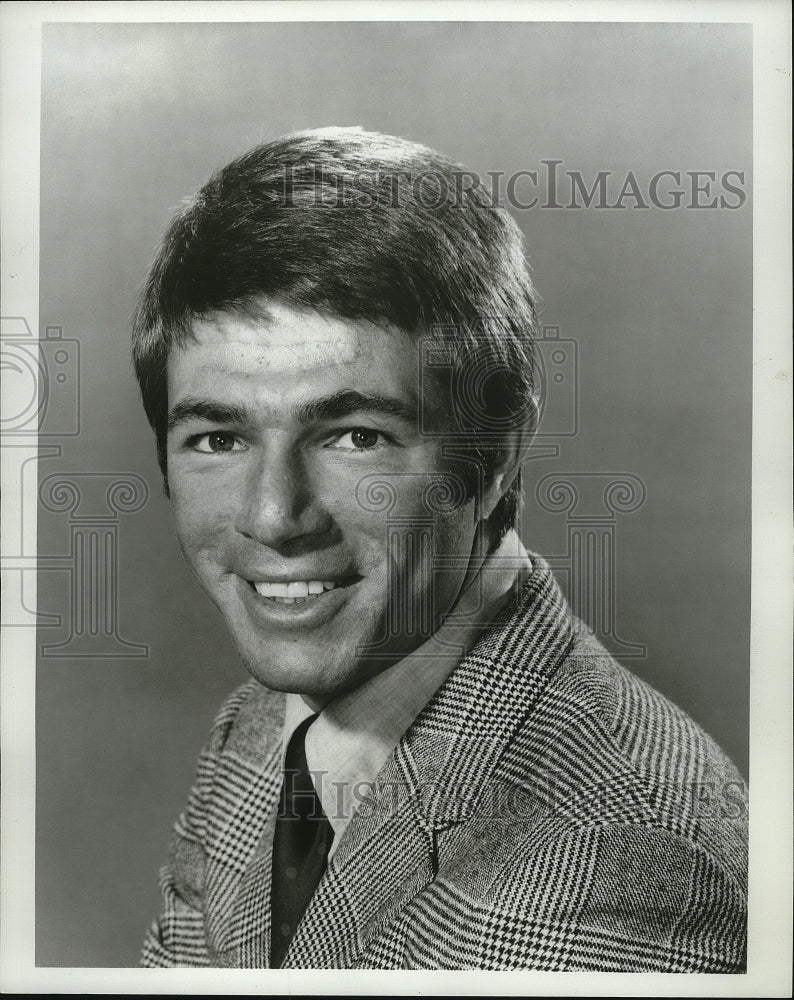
235, 572, 358, 630
244, 574, 361, 608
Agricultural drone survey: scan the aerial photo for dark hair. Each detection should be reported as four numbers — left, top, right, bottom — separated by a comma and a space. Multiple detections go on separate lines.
132, 126, 539, 547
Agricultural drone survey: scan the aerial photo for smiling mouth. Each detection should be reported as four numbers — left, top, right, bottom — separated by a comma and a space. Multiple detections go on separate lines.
247, 577, 359, 605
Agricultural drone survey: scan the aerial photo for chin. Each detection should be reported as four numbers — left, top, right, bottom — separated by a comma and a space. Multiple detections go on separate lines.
237, 646, 355, 699
228, 603, 419, 700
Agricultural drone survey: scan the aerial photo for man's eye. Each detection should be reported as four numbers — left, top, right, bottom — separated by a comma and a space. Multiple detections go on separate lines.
190, 432, 246, 454
331, 428, 384, 451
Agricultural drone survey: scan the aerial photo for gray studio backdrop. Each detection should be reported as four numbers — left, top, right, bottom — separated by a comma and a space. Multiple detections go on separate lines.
35, 22, 751, 967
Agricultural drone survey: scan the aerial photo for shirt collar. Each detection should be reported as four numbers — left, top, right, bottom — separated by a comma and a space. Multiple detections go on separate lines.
282, 529, 532, 854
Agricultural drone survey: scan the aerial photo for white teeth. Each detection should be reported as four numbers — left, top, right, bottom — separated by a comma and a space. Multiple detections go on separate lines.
253, 579, 340, 601
254, 582, 288, 597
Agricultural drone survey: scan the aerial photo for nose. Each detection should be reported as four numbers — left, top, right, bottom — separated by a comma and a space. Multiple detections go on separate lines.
234, 445, 332, 550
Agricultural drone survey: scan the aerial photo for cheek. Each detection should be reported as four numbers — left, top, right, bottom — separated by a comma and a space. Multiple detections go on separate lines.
169, 481, 229, 563
382, 499, 476, 590
356, 474, 476, 556
433, 502, 478, 551
431, 507, 478, 582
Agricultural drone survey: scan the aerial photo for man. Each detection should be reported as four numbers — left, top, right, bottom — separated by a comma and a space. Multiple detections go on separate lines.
133, 127, 747, 970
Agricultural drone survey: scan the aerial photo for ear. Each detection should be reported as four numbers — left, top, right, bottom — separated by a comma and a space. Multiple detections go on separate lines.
475, 420, 532, 523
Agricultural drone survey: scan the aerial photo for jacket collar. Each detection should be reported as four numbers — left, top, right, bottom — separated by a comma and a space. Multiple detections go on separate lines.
326, 552, 576, 844
404, 552, 576, 827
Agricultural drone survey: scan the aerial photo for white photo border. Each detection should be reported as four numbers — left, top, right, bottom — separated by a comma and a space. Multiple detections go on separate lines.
1, 0, 791, 994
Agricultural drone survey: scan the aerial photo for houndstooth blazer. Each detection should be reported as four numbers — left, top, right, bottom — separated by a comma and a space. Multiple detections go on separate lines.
140, 554, 747, 971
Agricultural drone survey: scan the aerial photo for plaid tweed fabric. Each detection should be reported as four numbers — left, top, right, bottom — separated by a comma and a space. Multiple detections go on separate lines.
140, 554, 747, 971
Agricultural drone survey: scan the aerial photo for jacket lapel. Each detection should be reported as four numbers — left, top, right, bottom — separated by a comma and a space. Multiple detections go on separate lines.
284, 555, 576, 968
207, 687, 286, 966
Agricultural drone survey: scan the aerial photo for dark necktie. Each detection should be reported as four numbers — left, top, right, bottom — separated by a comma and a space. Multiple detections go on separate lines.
270, 713, 334, 968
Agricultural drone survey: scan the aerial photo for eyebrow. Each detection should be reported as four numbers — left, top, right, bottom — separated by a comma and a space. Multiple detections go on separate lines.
167, 400, 249, 432
167, 390, 417, 432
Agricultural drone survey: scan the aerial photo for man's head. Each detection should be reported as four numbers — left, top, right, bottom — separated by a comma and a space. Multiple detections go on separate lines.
132, 127, 539, 703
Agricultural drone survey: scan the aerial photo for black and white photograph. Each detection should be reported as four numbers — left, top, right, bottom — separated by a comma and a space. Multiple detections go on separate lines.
1, 1, 791, 993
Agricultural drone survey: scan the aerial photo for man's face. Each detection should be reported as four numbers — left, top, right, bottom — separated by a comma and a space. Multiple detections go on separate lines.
166, 301, 483, 705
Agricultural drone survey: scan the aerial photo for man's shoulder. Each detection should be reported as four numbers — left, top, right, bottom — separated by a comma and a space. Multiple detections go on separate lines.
436, 610, 748, 971
494, 617, 747, 887
548, 624, 743, 795
171, 679, 283, 850
202, 678, 284, 764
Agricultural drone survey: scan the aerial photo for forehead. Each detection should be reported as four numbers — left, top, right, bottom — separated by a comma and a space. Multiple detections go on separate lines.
168, 301, 417, 396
